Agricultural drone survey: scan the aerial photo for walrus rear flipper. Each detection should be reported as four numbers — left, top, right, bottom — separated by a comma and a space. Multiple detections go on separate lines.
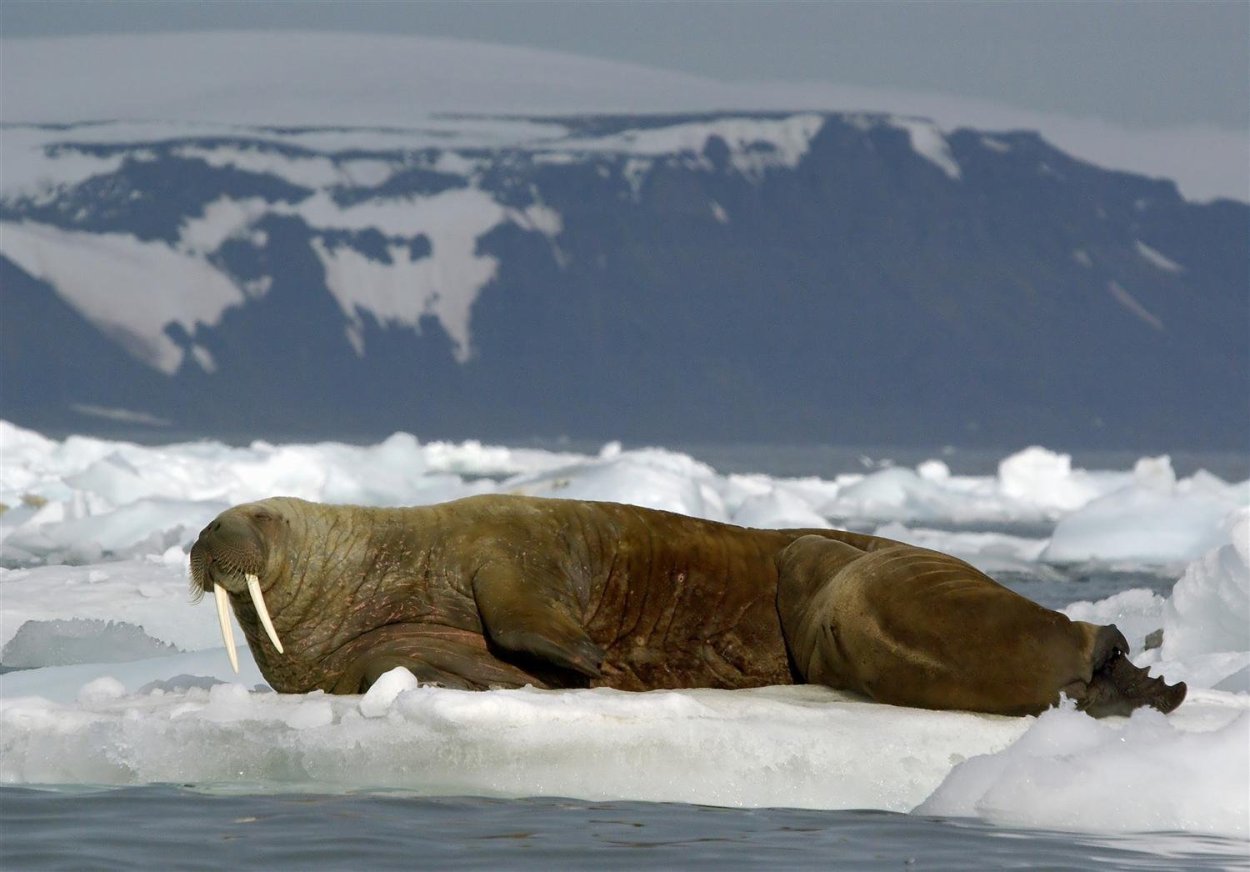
1077, 626, 1187, 718
472, 564, 605, 679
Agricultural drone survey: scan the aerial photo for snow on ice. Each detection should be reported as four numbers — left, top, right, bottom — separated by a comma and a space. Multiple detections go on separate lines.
0, 421, 1247, 840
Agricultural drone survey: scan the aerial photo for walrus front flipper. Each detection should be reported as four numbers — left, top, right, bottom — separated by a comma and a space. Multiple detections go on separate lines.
329, 624, 563, 693
342, 653, 478, 693
472, 564, 605, 678
1076, 626, 1187, 718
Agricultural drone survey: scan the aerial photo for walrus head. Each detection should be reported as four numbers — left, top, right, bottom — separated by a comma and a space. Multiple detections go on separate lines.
190, 502, 290, 673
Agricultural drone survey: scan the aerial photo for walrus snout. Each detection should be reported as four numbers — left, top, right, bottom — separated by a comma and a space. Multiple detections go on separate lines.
189, 503, 288, 674
189, 512, 268, 595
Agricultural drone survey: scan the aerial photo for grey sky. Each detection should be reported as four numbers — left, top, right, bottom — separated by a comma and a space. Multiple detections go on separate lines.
3, 0, 1246, 131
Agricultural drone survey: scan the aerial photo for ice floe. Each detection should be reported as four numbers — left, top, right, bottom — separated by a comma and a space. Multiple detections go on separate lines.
1, 422, 1246, 840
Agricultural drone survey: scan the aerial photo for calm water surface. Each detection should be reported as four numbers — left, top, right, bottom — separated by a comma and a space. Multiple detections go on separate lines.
3, 786, 1246, 871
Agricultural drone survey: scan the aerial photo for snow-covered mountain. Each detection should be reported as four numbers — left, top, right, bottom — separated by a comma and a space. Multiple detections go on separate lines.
3, 109, 1244, 450
1, 34, 1245, 450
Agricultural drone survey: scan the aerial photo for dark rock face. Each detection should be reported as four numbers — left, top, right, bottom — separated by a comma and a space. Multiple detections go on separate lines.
2, 113, 1245, 450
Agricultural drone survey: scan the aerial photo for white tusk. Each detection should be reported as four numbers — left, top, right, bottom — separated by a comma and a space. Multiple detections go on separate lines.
214, 583, 239, 674
246, 573, 284, 654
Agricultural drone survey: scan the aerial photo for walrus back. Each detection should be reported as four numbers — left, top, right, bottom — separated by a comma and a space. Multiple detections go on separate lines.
439, 495, 908, 692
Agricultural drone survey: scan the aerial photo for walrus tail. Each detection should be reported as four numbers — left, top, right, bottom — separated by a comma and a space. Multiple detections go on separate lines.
1077, 625, 1187, 718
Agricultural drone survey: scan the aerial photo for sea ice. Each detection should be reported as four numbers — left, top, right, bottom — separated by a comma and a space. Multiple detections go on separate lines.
0, 423, 1247, 840
5, 424, 1241, 570
1, 618, 178, 668
1042, 458, 1246, 566
917, 700, 1249, 837
1162, 508, 1250, 660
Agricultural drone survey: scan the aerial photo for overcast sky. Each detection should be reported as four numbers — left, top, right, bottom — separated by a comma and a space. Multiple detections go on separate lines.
4, 0, 1247, 131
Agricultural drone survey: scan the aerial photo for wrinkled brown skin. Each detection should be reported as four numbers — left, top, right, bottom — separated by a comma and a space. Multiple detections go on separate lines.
189, 494, 1185, 717
189, 494, 882, 695
777, 535, 1186, 717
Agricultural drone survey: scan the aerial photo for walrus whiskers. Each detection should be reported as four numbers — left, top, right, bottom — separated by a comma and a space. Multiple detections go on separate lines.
214, 583, 239, 674
246, 573, 284, 653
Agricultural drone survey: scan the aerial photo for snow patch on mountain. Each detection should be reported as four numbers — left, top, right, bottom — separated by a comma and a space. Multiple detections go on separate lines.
980, 135, 1012, 154
1134, 240, 1184, 274
0, 220, 243, 374
1107, 281, 1164, 332
555, 113, 826, 180
297, 187, 515, 361
177, 196, 271, 256
176, 144, 353, 190
0, 113, 839, 367
0, 128, 127, 201
888, 118, 962, 180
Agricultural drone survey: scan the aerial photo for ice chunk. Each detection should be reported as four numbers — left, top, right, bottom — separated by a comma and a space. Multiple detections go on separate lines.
360, 666, 421, 717
1, 618, 178, 668
0, 680, 1033, 809
1068, 510, 1250, 691
285, 698, 335, 730
874, 522, 1048, 574
0, 559, 224, 654
828, 467, 954, 522
505, 449, 727, 521
997, 447, 1111, 513
1062, 589, 1167, 656
77, 676, 126, 705
1042, 469, 1244, 565
138, 674, 227, 694
916, 704, 1250, 838
731, 488, 832, 530
0, 646, 265, 704
3, 496, 222, 564
1214, 666, 1250, 694
1162, 508, 1250, 660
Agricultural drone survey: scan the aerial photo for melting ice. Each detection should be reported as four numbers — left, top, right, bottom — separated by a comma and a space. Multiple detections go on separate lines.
0, 422, 1246, 840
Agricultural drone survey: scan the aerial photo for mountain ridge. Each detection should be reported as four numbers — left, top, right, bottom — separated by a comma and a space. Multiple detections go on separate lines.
2, 31, 1244, 201
2, 111, 1246, 451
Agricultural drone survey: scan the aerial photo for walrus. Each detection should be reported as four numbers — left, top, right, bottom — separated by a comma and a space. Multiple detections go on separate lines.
189, 494, 1185, 717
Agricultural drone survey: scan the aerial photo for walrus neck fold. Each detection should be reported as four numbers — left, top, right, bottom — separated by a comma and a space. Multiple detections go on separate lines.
236, 501, 448, 693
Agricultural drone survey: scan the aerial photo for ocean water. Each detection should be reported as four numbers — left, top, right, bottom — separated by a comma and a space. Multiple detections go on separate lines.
3, 786, 1246, 871
994, 567, 1178, 611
